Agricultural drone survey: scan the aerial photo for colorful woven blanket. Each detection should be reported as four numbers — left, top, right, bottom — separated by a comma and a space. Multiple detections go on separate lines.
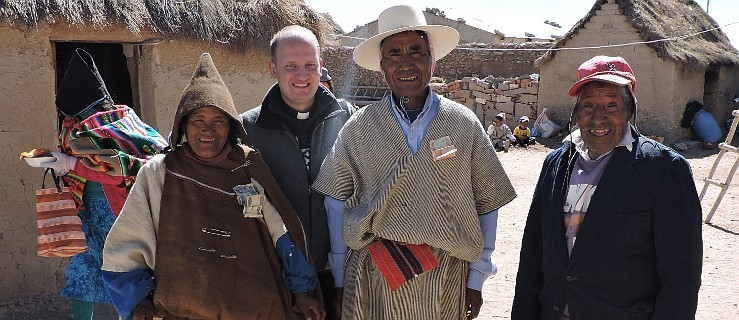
59, 105, 168, 206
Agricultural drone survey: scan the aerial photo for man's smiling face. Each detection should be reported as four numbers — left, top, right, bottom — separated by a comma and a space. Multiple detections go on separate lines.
575, 82, 632, 154
379, 31, 433, 106
269, 37, 322, 112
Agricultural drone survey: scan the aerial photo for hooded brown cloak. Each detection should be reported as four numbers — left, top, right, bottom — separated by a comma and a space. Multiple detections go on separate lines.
152, 53, 313, 319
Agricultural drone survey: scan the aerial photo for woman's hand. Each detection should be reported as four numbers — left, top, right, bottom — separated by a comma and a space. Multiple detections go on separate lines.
294, 292, 326, 320
41, 151, 78, 175
131, 296, 155, 320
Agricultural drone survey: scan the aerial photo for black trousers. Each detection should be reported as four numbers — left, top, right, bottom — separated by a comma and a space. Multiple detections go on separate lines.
318, 270, 340, 319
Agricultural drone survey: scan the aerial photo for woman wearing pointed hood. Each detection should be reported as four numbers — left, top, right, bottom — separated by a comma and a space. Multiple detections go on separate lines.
102, 53, 325, 320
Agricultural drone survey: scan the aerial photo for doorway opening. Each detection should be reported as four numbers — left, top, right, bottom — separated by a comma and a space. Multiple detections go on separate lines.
54, 42, 136, 113
703, 68, 720, 112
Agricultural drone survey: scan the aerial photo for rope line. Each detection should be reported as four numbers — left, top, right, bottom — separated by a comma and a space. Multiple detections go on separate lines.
327, 21, 739, 52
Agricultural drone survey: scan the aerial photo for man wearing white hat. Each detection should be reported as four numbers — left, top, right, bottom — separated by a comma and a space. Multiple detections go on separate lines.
313, 5, 516, 319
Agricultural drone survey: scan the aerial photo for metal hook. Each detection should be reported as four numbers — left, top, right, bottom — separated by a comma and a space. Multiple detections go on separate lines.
201, 228, 231, 237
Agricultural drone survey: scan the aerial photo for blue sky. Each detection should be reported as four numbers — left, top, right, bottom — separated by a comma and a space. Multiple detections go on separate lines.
304, 0, 739, 47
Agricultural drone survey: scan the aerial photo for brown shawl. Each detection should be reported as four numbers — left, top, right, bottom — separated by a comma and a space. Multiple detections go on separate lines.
152, 145, 313, 319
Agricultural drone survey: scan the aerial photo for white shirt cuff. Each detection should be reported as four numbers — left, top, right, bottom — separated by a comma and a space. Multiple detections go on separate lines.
467, 268, 490, 291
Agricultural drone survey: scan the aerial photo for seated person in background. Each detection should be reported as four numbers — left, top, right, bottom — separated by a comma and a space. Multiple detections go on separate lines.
488, 113, 515, 152
102, 53, 325, 320
512, 116, 536, 148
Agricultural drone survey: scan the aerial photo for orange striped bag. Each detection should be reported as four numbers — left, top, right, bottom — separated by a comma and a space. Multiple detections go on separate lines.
35, 168, 87, 257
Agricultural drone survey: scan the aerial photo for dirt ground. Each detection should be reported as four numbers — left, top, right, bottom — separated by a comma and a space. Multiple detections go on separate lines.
1, 136, 737, 320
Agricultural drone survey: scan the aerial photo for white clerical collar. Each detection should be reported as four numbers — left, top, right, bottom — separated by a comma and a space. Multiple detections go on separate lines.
296, 112, 309, 120
563, 123, 634, 161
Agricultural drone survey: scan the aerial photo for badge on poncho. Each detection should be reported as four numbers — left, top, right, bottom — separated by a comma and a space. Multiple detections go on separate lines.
430, 136, 457, 161
234, 184, 264, 218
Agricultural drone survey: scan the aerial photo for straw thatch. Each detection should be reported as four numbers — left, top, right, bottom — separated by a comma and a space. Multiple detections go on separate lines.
536, 0, 739, 70
0, 0, 336, 49
319, 12, 343, 35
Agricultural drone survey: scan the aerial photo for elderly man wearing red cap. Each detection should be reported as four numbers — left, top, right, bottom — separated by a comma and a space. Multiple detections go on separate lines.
511, 56, 702, 320
313, 5, 516, 320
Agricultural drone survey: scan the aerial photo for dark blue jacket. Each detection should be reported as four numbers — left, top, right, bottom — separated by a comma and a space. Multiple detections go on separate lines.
512, 130, 702, 320
241, 84, 354, 270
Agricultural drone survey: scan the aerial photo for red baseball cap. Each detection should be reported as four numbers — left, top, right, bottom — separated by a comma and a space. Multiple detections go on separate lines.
568, 55, 636, 97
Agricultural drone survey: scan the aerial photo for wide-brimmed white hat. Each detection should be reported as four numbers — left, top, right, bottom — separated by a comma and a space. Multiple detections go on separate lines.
353, 5, 460, 71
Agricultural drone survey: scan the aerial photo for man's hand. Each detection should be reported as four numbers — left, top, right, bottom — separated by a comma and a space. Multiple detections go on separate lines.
294, 292, 326, 320
332, 287, 344, 318
131, 296, 155, 320
465, 288, 483, 319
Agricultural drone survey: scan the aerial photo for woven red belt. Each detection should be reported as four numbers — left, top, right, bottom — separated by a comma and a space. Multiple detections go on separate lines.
368, 239, 439, 290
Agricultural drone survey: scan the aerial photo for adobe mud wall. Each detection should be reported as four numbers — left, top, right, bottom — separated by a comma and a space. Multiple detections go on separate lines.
322, 42, 552, 100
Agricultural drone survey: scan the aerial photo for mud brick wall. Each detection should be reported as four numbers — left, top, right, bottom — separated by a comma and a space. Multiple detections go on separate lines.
441, 75, 540, 126
322, 42, 552, 101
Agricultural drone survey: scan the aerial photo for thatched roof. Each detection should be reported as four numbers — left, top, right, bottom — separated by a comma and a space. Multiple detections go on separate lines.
319, 12, 343, 35
0, 0, 336, 49
536, 0, 739, 70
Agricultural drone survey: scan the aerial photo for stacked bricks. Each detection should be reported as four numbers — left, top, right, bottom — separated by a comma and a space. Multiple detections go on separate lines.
438, 75, 539, 126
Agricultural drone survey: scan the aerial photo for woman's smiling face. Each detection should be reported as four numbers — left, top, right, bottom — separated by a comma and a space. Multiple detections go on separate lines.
185, 106, 231, 159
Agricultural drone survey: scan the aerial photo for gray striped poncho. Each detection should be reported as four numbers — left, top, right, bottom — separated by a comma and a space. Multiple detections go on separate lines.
313, 94, 516, 262
315, 94, 517, 319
